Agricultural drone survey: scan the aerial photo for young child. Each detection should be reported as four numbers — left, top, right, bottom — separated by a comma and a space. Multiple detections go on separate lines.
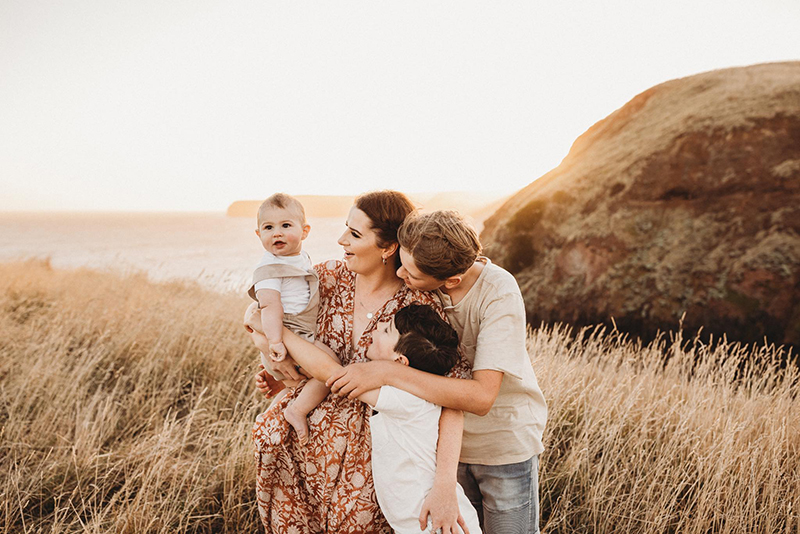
243, 193, 337, 445
328, 210, 547, 534
274, 303, 482, 534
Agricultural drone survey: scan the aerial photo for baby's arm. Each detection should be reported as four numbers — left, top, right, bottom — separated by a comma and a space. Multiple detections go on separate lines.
244, 301, 305, 383
256, 288, 287, 361
282, 328, 379, 406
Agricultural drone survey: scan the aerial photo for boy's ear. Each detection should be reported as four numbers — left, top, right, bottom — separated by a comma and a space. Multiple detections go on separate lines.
393, 353, 410, 367
443, 275, 463, 290
301, 224, 311, 240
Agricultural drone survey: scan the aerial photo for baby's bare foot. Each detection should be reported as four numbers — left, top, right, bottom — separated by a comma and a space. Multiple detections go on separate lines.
284, 404, 309, 446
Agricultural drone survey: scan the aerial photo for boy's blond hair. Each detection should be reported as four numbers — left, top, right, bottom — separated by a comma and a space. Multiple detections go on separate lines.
257, 193, 306, 226
398, 210, 482, 280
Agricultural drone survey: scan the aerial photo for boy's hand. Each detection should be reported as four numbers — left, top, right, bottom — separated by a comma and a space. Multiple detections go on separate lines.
326, 361, 390, 399
269, 342, 287, 362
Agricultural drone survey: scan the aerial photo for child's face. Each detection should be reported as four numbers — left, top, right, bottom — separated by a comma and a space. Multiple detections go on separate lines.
256, 207, 310, 257
397, 248, 445, 292
367, 318, 402, 362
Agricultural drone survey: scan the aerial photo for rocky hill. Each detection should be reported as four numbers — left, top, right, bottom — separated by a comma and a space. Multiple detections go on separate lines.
481, 62, 800, 349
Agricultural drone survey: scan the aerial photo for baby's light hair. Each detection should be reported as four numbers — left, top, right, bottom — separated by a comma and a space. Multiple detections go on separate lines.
258, 193, 306, 226
398, 210, 482, 280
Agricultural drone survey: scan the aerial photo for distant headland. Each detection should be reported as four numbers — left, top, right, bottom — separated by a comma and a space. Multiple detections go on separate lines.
227, 192, 509, 228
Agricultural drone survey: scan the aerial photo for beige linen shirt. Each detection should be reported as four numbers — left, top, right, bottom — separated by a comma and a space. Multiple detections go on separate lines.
437, 258, 547, 465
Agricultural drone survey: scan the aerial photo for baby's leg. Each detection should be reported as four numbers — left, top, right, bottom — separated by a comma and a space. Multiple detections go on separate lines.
284, 379, 328, 445
284, 340, 340, 445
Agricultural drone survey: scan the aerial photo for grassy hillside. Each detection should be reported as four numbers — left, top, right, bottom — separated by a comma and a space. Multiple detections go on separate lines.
1, 261, 798, 533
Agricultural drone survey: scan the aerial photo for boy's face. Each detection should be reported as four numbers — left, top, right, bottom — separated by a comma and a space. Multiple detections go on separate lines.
397, 248, 446, 292
255, 206, 310, 257
367, 318, 402, 362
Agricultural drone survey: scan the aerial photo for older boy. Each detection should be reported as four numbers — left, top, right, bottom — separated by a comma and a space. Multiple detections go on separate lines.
328, 210, 547, 534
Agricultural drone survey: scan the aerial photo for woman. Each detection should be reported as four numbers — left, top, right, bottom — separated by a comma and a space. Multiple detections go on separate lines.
250, 191, 471, 533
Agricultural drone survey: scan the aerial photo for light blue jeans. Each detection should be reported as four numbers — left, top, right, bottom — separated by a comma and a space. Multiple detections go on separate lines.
457, 456, 539, 534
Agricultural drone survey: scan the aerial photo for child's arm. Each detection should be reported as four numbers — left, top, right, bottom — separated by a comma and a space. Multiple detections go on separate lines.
256, 288, 287, 361
282, 328, 379, 406
328, 293, 524, 415
420, 408, 470, 534
328, 361, 503, 416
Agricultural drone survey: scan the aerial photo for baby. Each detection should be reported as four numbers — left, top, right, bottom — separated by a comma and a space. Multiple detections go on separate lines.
244, 193, 337, 444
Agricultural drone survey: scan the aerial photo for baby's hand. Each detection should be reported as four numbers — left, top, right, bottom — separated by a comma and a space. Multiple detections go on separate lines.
269, 342, 287, 362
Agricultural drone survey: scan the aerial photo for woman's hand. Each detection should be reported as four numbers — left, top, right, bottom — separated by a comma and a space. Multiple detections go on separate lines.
419, 481, 469, 534
249, 330, 307, 382
326, 361, 392, 398
270, 355, 308, 382
255, 364, 285, 399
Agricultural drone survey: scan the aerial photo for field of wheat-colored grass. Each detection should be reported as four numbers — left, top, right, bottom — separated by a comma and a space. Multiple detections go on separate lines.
1, 260, 798, 533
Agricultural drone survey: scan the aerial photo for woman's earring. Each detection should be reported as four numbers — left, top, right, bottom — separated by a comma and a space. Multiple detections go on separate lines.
382, 256, 387, 265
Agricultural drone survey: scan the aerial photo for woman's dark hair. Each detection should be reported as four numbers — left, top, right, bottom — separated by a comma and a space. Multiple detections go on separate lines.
393, 304, 460, 376
354, 190, 416, 269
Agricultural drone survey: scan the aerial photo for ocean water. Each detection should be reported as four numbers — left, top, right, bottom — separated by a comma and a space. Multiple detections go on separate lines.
0, 212, 348, 293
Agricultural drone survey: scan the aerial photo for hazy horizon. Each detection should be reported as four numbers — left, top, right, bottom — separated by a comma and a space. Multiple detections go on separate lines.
0, 189, 511, 214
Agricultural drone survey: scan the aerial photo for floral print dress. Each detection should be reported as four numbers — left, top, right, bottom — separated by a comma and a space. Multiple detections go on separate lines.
253, 260, 470, 533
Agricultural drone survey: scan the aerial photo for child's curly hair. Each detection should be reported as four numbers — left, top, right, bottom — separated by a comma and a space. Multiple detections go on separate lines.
393, 303, 460, 376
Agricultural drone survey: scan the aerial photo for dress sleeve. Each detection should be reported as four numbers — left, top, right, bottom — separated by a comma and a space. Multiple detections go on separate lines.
314, 260, 341, 303
446, 350, 472, 379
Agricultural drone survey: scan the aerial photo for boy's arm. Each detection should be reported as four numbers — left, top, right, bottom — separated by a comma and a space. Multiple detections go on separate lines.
329, 291, 524, 415
282, 328, 379, 406
256, 288, 286, 359
328, 362, 503, 416
420, 408, 470, 534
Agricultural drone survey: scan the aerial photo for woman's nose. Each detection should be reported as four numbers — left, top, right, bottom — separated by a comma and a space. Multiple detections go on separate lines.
337, 231, 347, 246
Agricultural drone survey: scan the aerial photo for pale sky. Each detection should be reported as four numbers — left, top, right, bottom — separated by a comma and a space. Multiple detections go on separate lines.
1, 0, 798, 212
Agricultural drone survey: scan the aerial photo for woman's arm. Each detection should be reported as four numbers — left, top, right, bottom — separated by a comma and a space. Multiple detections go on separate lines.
421, 408, 470, 534
327, 361, 503, 416
282, 328, 379, 406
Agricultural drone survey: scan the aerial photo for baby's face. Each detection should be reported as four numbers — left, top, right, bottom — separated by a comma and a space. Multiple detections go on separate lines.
256, 206, 309, 257
367, 318, 401, 362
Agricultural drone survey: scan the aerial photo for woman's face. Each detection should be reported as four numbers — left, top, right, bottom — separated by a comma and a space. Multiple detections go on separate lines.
338, 207, 385, 274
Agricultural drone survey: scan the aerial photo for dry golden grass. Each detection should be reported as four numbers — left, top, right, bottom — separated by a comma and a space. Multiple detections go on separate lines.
1, 260, 261, 533
532, 325, 800, 533
1, 260, 798, 533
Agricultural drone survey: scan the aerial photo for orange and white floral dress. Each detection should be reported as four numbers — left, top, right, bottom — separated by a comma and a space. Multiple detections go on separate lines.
253, 260, 470, 533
